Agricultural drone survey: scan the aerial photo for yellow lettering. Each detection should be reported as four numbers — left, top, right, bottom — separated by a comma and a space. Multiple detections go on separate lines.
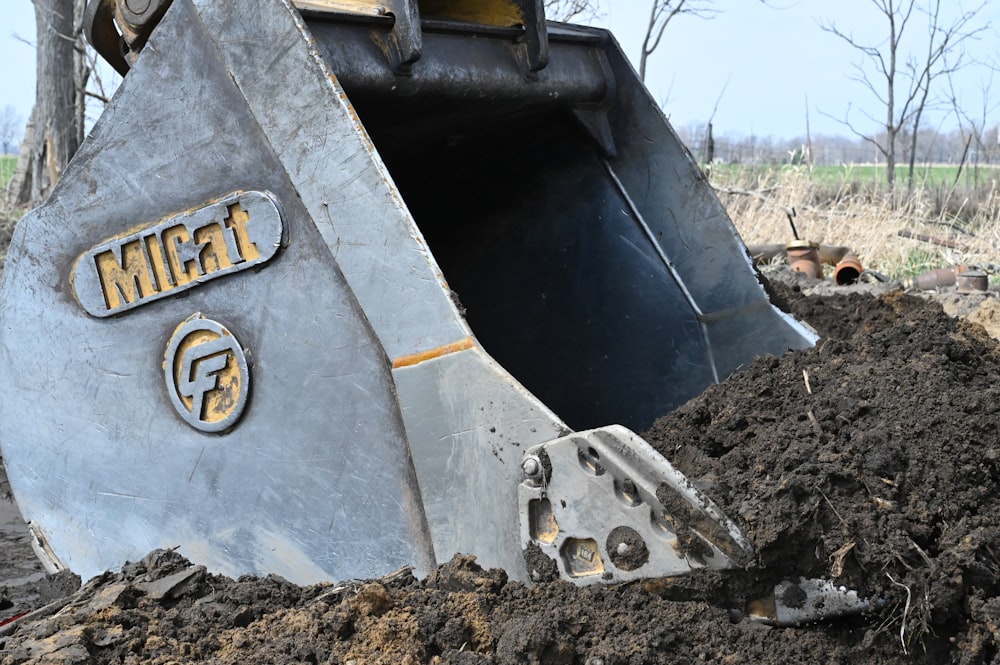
95, 240, 157, 310
195, 222, 236, 274
162, 225, 200, 286
145, 233, 173, 290
224, 203, 260, 262
74, 192, 285, 317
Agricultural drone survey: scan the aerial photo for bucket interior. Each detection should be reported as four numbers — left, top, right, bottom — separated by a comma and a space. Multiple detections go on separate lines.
354, 102, 709, 432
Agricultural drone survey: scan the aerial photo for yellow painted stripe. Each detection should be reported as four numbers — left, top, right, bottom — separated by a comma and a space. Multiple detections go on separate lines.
291, 0, 523, 27
292, 0, 386, 17
392, 337, 475, 368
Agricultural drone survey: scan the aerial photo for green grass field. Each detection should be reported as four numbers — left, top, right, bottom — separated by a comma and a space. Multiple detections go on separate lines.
710, 162, 999, 191
0, 155, 15, 192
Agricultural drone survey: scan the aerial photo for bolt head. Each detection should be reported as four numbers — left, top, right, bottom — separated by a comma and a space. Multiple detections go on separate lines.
124, 0, 152, 14
521, 457, 541, 477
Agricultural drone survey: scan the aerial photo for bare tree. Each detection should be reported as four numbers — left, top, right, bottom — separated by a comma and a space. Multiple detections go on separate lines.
902, 1, 987, 193
0, 106, 21, 156
544, 0, 601, 23
822, 0, 988, 196
5, 0, 89, 209
546, 0, 724, 82
946, 61, 999, 191
639, 1, 719, 82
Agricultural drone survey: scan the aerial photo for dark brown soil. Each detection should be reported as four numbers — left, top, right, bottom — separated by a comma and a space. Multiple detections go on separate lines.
5, 278, 1000, 664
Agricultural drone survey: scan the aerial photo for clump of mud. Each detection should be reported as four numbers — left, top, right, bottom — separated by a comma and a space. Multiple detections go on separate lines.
4, 282, 1000, 664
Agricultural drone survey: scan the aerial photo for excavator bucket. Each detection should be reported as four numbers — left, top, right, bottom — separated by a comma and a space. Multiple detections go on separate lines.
0, 0, 814, 585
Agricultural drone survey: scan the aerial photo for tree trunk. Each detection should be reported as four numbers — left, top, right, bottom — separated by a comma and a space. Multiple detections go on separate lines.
885, 89, 896, 197
907, 78, 931, 196
5, 0, 84, 209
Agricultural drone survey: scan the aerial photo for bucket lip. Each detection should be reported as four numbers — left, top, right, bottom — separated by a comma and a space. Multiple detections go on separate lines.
785, 239, 817, 250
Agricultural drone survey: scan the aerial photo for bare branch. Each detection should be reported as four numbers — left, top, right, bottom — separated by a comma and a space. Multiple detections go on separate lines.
543, 0, 601, 23
639, 0, 719, 81
816, 106, 890, 158
11, 33, 35, 48
707, 75, 730, 124
83, 90, 111, 105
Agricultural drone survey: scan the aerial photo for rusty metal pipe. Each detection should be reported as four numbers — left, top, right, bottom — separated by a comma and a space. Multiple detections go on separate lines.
899, 266, 961, 291
957, 269, 989, 294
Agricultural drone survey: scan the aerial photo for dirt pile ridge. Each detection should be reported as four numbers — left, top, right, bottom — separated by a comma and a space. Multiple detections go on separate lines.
647, 284, 1000, 660
4, 279, 1000, 664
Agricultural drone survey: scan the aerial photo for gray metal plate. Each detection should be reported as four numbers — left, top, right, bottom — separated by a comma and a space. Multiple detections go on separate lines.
0, 0, 434, 584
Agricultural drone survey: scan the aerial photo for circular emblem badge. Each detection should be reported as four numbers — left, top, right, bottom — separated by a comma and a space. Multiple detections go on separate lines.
164, 314, 249, 432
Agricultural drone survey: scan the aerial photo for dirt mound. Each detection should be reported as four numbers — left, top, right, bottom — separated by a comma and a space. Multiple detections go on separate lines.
0, 548, 895, 665
5, 280, 1000, 664
647, 283, 1000, 661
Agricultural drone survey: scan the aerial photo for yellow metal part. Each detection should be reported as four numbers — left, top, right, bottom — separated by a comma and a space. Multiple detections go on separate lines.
290, 0, 525, 27
419, 0, 523, 26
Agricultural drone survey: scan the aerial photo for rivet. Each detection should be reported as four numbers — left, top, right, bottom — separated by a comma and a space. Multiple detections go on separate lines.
522, 457, 541, 477
124, 0, 152, 15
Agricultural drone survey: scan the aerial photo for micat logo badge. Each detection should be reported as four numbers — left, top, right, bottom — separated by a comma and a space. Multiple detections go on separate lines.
164, 314, 249, 432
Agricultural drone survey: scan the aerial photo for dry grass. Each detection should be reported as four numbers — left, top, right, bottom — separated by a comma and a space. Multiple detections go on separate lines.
714, 166, 1000, 279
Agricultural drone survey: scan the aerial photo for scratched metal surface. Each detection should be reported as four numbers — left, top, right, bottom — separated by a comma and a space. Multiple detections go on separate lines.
0, 0, 814, 586
0, 0, 436, 584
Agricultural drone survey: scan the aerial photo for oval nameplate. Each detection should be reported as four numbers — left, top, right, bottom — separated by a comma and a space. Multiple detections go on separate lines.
72, 190, 285, 317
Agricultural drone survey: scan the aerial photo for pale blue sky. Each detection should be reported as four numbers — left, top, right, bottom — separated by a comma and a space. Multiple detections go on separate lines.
2, 1, 999, 141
